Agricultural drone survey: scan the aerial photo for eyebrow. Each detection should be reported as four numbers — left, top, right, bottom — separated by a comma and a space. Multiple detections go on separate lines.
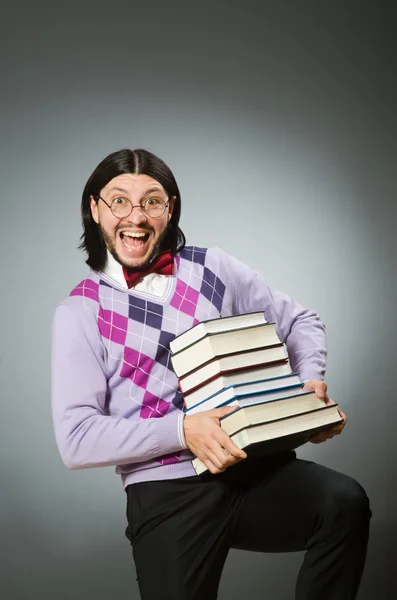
107, 185, 164, 196
107, 186, 130, 195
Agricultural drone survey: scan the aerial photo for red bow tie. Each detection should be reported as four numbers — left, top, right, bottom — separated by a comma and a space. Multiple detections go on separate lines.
122, 250, 175, 288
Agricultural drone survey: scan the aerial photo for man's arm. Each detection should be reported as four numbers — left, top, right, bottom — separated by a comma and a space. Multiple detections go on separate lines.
224, 250, 327, 382
51, 303, 186, 469
223, 250, 347, 444
228, 246, 347, 443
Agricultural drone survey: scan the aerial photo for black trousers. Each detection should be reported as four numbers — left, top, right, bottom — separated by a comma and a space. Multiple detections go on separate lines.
125, 452, 371, 599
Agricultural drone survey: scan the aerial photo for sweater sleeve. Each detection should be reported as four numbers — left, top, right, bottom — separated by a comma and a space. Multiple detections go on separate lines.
222, 250, 327, 382
51, 303, 186, 470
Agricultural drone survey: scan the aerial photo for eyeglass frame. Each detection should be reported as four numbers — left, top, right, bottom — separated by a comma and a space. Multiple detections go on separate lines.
96, 194, 170, 219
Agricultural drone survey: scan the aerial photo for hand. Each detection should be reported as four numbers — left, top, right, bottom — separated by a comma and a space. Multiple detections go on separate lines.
303, 379, 347, 444
184, 406, 247, 474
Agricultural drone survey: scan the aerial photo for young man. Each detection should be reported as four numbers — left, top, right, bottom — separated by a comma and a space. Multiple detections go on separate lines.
51, 148, 371, 599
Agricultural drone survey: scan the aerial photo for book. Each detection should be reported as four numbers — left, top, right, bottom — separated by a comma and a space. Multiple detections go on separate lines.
171, 323, 281, 378
219, 391, 326, 435
192, 404, 343, 475
179, 346, 289, 396
170, 311, 266, 355
182, 362, 293, 408
185, 374, 304, 414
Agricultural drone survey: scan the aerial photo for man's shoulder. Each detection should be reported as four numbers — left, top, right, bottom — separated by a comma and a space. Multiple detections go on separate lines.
68, 273, 101, 302
63, 269, 111, 302
56, 271, 104, 316
178, 245, 230, 267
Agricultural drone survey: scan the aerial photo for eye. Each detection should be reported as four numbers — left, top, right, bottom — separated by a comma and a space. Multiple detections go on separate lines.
145, 196, 162, 207
113, 196, 129, 206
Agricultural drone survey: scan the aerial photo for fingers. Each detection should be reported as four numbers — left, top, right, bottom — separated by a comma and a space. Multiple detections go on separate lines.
184, 409, 247, 474
202, 449, 227, 472
220, 431, 247, 459
302, 379, 328, 399
302, 380, 348, 446
337, 407, 347, 425
209, 405, 238, 419
202, 446, 243, 474
202, 415, 246, 460
203, 429, 247, 465
323, 393, 335, 406
309, 422, 346, 444
196, 444, 242, 474
314, 381, 327, 400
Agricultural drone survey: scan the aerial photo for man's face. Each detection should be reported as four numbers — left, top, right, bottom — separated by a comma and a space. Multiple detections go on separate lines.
90, 173, 175, 269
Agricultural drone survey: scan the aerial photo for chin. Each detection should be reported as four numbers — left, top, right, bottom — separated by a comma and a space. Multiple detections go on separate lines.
126, 258, 150, 270
118, 255, 150, 270
117, 247, 156, 270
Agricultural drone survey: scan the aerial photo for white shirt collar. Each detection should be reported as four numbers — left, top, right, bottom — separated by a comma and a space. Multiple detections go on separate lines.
103, 251, 128, 289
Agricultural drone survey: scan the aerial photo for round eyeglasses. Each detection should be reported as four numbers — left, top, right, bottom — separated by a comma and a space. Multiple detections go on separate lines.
97, 195, 169, 219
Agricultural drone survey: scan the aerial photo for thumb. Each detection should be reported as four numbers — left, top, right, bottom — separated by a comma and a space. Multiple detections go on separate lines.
314, 381, 327, 400
209, 404, 237, 418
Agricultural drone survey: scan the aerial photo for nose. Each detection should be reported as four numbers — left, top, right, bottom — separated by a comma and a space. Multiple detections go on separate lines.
126, 204, 148, 225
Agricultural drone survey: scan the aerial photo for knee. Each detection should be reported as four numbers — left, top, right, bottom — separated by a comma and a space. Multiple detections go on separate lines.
321, 475, 371, 529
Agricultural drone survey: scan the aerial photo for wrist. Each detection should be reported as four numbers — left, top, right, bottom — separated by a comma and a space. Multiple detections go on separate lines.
179, 412, 188, 450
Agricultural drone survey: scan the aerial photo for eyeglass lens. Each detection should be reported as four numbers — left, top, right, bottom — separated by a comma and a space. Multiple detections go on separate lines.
111, 197, 167, 218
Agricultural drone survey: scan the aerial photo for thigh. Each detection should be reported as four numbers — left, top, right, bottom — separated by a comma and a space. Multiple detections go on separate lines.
230, 457, 368, 553
126, 477, 233, 600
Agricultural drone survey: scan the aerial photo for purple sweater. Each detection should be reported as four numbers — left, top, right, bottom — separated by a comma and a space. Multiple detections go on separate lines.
51, 246, 326, 487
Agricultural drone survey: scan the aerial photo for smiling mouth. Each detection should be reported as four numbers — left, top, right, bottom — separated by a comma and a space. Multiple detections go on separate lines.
119, 231, 150, 250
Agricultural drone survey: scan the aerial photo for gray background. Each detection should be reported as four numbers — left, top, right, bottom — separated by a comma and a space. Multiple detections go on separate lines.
1, 1, 396, 598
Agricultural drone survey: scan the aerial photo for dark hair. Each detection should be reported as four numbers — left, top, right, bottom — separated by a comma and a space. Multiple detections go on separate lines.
79, 148, 186, 271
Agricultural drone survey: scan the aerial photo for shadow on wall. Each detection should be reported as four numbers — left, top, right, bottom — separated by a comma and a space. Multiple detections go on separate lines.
219, 549, 302, 598
359, 520, 395, 600
0, 467, 139, 600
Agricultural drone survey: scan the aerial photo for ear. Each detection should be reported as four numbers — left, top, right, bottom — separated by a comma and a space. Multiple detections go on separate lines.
168, 196, 176, 221
90, 196, 99, 224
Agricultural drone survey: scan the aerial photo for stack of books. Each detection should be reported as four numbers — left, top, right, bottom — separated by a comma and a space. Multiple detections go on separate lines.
170, 312, 342, 475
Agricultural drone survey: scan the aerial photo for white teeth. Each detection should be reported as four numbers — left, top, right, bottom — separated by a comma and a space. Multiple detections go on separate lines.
121, 231, 147, 237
